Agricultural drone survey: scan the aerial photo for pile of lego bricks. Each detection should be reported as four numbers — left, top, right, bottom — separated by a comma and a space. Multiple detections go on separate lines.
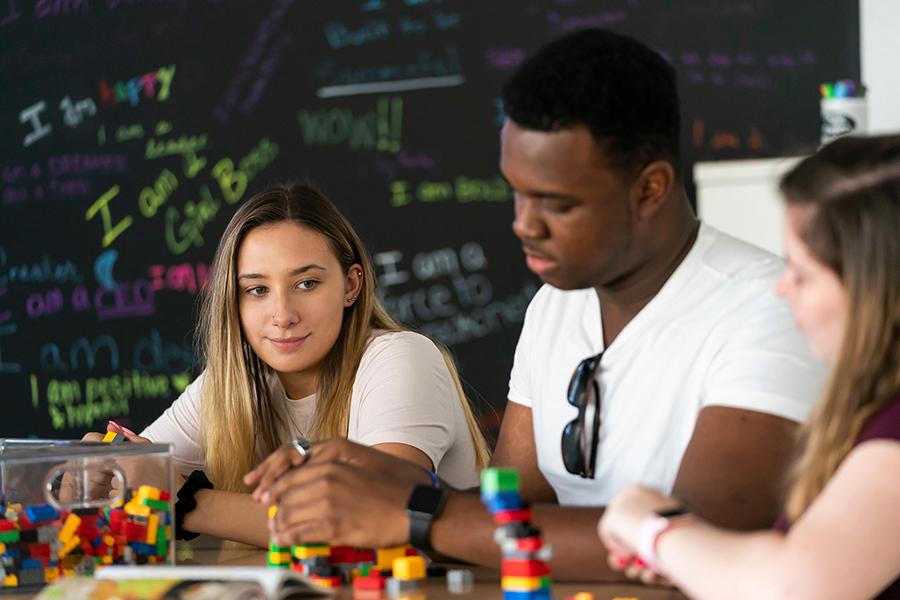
0, 485, 171, 589
265, 507, 431, 593
481, 468, 553, 600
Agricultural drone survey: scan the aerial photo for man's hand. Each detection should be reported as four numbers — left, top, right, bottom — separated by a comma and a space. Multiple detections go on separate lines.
265, 458, 414, 548
246, 438, 434, 504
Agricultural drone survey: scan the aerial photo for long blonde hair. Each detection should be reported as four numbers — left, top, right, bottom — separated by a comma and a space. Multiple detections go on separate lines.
781, 135, 900, 522
198, 184, 489, 491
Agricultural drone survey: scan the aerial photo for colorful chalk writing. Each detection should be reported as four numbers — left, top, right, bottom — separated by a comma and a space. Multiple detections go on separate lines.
97, 65, 176, 107
389, 175, 511, 207
0, 0, 858, 442
374, 242, 538, 346
298, 96, 402, 152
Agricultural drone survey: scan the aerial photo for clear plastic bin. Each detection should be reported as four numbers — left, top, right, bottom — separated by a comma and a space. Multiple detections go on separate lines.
0, 439, 175, 590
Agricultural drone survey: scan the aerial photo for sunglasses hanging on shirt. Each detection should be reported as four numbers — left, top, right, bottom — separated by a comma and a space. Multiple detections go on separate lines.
561, 351, 604, 479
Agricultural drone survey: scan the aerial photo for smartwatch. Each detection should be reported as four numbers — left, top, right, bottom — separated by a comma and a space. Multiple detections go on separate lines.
636, 503, 692, 572
406, 484, 447, 552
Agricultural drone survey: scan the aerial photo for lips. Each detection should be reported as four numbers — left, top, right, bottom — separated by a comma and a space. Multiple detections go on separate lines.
523, 248, 558, 275
267, 335, 309, 350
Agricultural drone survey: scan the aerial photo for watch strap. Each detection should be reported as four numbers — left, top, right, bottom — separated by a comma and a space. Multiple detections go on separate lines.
406, 485, 447, 552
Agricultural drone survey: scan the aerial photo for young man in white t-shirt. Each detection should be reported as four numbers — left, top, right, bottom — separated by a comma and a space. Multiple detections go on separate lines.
252, 29, 825, 580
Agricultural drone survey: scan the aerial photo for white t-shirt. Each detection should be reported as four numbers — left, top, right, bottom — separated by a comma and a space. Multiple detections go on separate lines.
143, 330, 480, 489
508, 224, 826, 506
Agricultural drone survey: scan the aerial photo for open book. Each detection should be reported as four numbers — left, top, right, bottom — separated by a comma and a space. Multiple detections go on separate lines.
35, 565, 332, 600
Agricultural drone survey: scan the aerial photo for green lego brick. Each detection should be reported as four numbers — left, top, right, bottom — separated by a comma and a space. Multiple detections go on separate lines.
480, 468, 520, 494
140, 498, 170, 512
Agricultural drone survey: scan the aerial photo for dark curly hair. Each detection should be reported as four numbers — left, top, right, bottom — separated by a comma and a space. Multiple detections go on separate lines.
502, 28, 681, 180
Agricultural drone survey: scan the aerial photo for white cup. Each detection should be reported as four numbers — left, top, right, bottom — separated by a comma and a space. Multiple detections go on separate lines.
821, 97, 867, 144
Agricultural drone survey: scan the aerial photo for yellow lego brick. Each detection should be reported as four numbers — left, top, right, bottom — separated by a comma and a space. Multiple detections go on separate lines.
375, 546, 409, 571
0, 543, 5, 554
136, 485, 161, 501
44, 568, 59, 583
268, 551, 292, 563
501, 576, 550, 591
268, 505, 278, 520
147, 514, 159, 544
291, 545, 330, 559
62, 568, 75, 578
59, 513, 81, 542
124, 500, 151, 518
104, 535, 115, 547
3, 574, 17, 587
572, 594, 596, 600
101, 555, 113, 565
59, 534, 81, 558
392, 556, 426, 580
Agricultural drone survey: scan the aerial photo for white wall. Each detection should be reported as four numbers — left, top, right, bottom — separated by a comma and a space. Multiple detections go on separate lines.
861, 0, 900, 134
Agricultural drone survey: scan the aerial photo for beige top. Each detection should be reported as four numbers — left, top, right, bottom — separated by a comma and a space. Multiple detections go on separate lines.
142, 330, 481, 489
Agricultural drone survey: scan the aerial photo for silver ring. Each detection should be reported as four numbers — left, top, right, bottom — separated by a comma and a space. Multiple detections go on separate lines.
292, 436, 311, 457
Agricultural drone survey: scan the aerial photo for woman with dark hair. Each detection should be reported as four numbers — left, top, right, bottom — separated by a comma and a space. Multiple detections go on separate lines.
599, 135, 900, 599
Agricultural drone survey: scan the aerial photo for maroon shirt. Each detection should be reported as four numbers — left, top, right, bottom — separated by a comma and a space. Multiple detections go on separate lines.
774, 394, 900, 599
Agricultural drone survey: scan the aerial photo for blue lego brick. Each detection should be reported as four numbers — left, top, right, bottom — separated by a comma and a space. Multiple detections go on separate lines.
20, 558, 44, 569
485, 492, 523, 512
25, 503, 59, 523
503, 590, 552, 600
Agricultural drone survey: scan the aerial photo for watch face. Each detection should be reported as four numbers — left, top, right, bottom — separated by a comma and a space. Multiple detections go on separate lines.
407, 485, 445, 514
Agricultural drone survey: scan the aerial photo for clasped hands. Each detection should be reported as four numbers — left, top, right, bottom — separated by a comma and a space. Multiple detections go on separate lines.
243, 438, 435, 548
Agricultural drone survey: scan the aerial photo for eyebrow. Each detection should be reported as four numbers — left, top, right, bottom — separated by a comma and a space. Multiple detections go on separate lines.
237, 264, 327, 281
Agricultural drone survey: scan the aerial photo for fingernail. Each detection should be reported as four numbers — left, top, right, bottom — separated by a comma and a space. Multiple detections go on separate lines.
107, 421, 120, 431
634, 558, 646, 568
121, 426, 137, 436
616, 556, 628, 568
261, 492, 270, 504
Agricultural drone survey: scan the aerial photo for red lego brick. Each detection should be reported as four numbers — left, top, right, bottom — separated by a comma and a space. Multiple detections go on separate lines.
515, 536, 544, 552
353, 573, 386, 591
494, 508, 533, 525
502, 559, 550, 577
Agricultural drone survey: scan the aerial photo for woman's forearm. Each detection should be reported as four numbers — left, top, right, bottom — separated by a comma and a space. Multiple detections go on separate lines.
183, 489, 270, 547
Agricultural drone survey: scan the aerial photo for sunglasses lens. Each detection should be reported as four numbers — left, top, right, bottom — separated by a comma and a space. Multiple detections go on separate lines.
561, 420, 584, 475
567, 358, 594, 407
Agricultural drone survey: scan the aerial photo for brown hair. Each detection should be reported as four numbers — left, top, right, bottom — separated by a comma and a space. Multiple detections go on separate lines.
780, 135, 900, 522
197, 184, 490, 491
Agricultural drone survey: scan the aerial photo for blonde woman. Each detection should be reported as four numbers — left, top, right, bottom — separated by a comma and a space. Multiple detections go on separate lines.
598, 135, 900, 599
97, 184, 489, 547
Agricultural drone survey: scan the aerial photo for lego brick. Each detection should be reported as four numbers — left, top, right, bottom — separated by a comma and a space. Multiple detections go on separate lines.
494, 507, 534, 525
0, 531, 20, 544
392, 556, 426, 580
386, 577, 419, 595
502, 559, 550, 578
102, 431, 124, 444
375, 546, 409, 571
447, 568, 474, 594
485, 492, 524, 513
480, 468, 521, 495
292, 545, 330, 559
502, 589, 552, 600
501, 575, 552, 591
140, 498, 170, 512
308, 575, 342, 588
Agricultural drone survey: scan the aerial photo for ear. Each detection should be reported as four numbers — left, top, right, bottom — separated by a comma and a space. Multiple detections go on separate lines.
630, 160, 675, 222
344, 263, 364, 307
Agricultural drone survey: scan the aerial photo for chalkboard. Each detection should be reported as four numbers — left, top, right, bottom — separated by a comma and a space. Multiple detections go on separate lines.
0, 0, 859, 439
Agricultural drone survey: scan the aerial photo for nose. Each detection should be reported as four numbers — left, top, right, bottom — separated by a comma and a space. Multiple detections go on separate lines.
271, 292, 299, 328
511, 194, 548, 241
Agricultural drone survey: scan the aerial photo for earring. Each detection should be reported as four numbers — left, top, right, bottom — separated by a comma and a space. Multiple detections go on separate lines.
346, 295, 357, 305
